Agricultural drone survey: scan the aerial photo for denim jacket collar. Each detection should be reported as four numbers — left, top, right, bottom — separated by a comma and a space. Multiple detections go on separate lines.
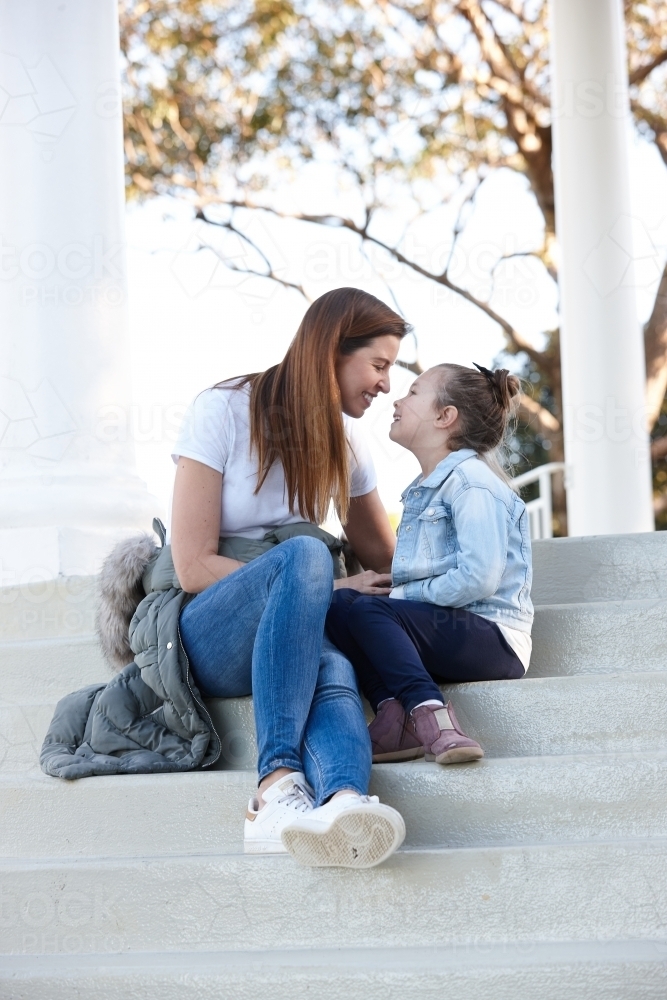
401, 449, 477, 500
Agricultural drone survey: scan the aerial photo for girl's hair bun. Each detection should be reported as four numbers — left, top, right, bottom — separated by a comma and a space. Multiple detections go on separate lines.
493, 369, 521, 412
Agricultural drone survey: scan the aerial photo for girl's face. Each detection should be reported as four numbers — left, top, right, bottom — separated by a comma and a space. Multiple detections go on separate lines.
335, 334, 401, 418
390, 368, 456, 450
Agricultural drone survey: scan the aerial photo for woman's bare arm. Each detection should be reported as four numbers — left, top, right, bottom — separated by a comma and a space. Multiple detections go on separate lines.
333, 490, 395, 594
171, 457, 244, 594
342, 489, 396, 573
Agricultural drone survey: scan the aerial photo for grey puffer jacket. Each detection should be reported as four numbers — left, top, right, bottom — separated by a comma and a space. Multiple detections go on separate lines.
40, 541, 220, 779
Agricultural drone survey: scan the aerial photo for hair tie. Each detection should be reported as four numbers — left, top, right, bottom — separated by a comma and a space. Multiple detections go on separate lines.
473, 362, 495, 381
473, 362, 503, 405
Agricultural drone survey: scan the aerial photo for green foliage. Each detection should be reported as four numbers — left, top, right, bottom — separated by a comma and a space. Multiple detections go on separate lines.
651, 395, 667, 529
504, 357, 557, 478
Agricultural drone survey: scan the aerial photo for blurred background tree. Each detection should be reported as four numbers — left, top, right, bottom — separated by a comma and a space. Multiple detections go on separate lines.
119, 0, 667, 533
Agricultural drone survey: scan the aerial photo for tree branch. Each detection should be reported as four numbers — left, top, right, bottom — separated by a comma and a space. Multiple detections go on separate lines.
208, 198, 545, 364
490, 247, 558, 284
630, 48, 667, 86
651, 436, 667, 462
518, 393, 560, 435
194, 209, 310, 301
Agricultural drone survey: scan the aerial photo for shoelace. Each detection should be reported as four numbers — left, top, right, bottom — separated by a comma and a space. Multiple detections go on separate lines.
279, 785, 313, 813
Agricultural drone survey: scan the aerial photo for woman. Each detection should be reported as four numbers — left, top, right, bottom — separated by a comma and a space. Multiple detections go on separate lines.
171, 287, 407, 869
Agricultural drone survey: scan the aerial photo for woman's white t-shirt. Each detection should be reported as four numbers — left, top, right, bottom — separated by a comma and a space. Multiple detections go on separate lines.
171, 382, 377, 539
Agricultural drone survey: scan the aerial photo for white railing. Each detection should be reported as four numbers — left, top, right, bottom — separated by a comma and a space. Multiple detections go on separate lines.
511, 462, 565, 540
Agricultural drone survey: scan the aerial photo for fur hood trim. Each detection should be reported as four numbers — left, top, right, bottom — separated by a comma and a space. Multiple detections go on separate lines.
95, 533, 158, 671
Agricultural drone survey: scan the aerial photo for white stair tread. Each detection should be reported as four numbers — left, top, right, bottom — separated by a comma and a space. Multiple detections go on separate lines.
2, 595, 667, 707
2, 940, 666, 1000
3, 751, 667, 859
1, 840, 667, 954
2, 551, 667, 707
530, 597, 667, 676
532, 531, 667, 605
0, 635, 111, 702
207, 670, 667, 768
0, 576, 98, 642
4, 670, 667, 775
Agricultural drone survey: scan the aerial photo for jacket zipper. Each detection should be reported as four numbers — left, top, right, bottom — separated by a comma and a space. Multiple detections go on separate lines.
177, 621, 222, 768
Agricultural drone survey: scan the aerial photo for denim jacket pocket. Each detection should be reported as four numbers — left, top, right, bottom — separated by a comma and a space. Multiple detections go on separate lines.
417, 502, 455, 560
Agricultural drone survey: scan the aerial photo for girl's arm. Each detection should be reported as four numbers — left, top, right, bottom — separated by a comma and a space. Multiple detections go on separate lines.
171, 457, 244, 594
400, 486, 508, 607
341, 488, 396, 573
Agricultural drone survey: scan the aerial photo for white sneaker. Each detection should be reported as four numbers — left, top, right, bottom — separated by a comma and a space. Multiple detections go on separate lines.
243, 772, 314, 854
281, 792, 405, 869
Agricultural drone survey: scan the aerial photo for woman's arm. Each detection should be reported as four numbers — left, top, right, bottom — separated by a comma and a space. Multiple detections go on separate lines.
332, 488, 395, 594
342, 488, 396, 573
171, 457, 244, 594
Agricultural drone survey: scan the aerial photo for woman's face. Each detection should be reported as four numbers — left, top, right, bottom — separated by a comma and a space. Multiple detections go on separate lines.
335, 334, 401, 418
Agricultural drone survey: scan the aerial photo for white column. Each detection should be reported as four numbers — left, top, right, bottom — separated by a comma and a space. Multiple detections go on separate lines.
0, 0, 157, 583
550, 0, 654, 536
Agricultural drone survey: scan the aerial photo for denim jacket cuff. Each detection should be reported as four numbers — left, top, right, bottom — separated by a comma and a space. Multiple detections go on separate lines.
402, 580, 424, 602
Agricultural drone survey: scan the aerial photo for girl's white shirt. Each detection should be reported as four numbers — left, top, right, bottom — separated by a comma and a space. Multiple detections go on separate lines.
170, 382, 377, 541
495, 624, 532, 671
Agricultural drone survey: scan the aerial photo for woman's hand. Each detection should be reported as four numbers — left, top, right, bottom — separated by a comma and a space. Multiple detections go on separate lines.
334, 571, 393, 595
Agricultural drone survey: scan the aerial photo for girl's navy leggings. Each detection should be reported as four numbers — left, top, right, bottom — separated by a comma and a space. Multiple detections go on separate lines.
326, 589, 525, 714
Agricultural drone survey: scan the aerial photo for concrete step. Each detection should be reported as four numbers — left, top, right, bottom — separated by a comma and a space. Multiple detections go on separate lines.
0, 576, 98, 642
532, 531, 667, 605
0, 702, 56, 774
2, 940, 666, 1000
0, 636, 111, 703
2, 595, 664, 708
206, 670, 667, 768
4, 751, 667, 860
1, 532, 666, 641
5, 670, 667, 775
529, 598, 667, 676
439, 670, 667, 759
1, 840, 666, 954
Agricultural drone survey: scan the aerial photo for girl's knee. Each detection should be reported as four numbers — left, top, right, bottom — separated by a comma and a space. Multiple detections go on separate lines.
347, 594, 385, 626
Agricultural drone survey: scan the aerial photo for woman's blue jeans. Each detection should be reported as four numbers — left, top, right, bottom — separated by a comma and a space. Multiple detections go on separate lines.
179, 536, 371, 805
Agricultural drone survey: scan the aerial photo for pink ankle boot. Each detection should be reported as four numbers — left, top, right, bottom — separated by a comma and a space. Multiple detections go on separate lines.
368, 699, 425, 763
411, 701, 484, 764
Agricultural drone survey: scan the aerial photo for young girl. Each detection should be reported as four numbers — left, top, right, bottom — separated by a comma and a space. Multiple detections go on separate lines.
326, 362, 533, 765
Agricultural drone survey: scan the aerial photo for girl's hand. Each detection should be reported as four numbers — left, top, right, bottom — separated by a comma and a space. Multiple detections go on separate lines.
334, 571, 393, 595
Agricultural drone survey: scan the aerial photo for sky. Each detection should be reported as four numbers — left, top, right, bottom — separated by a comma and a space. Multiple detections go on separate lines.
125, 131, 667, 523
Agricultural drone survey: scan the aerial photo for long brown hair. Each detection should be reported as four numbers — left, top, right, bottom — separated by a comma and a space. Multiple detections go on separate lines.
217, 288, 410, 523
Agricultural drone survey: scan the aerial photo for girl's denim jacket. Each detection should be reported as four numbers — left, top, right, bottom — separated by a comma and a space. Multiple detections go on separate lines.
391, 449, 533, 632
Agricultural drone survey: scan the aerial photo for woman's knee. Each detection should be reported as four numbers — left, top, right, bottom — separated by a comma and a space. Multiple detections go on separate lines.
319, 639, 361, 692
277, 535, 332, 581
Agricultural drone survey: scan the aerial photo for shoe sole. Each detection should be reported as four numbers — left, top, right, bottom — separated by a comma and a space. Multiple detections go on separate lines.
427, 747, 485, 765
372, 746, 425, 763
281, 805, 406, 869
243, 840, 288, 854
